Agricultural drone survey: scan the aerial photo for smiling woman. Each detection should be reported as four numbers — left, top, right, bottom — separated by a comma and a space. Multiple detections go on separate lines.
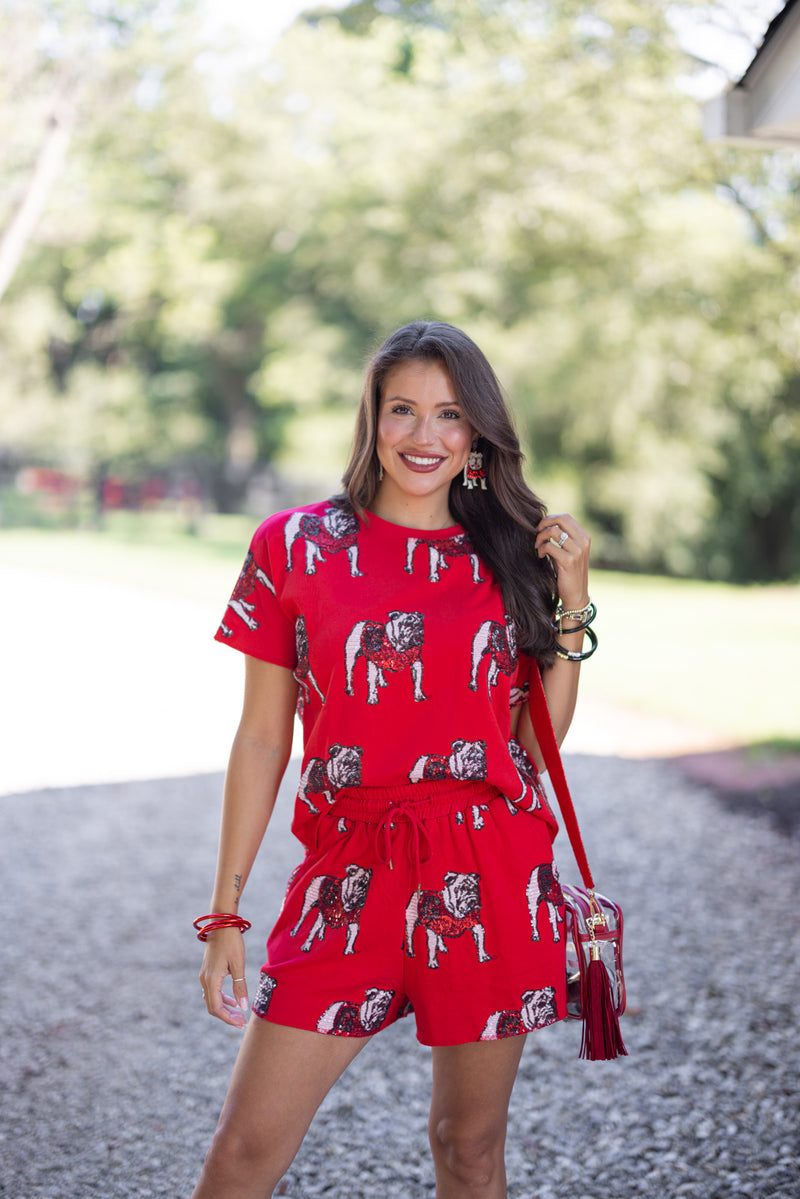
191, 319, 595, 1199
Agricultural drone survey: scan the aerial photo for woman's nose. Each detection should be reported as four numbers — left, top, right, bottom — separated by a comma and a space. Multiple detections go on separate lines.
411, 414, 436, 444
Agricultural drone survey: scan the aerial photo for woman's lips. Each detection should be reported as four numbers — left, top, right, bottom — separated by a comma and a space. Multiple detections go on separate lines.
400, 453, 445, 473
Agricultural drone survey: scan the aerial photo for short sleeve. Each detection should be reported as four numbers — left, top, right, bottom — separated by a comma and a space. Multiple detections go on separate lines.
213, 519, 297, 669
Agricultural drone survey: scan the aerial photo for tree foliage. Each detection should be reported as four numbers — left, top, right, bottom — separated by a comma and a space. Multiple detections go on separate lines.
0, 0, 798, 579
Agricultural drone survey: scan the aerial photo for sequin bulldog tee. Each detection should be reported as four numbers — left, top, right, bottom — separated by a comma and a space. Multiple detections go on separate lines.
215, 501, 558, 844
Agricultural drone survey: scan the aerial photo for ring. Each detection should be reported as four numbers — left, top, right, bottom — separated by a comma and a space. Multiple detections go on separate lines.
558, 530, 569, 547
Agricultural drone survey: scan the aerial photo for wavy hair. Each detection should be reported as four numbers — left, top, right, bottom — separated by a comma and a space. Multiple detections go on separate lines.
335, 320, 559, 664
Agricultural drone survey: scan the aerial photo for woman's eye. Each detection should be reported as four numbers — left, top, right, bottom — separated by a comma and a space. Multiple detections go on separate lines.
441, 409, 462, 420
390, 403, 411, 415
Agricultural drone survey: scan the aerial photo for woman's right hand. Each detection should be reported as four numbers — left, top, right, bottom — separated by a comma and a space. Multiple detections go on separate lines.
199, 929, 250, 1028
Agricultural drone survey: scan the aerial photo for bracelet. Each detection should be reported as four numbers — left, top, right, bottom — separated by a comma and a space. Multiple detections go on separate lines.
558, 598, 593, 621
554, 626, 598, 662
193, 913, 252, 942
552, 599, 596, 635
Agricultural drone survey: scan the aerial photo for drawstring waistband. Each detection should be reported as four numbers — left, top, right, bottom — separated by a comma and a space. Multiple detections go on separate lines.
374, 801, 434, 880
323, 779, 501, 889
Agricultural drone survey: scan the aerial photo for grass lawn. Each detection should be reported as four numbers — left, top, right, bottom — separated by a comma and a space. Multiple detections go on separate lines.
585, 571, 799, 748
3, 515, 798, 748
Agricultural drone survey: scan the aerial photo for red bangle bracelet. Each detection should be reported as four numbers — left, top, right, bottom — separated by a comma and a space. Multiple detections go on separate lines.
193, 913, 252, 942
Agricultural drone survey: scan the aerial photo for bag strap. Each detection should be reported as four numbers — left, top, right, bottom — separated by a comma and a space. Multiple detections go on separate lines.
527, 665, 595, 891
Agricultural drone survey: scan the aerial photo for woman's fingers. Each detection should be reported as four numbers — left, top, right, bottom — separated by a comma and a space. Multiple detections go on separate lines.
201, 973, 249, 1028
199, 938, 250, 1027
536, 513, 589, 553
535, 513, 591, 607
231, 973, 249, 1014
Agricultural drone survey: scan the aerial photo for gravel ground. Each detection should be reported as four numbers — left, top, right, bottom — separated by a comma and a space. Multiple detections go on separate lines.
1, 754, 798, 1199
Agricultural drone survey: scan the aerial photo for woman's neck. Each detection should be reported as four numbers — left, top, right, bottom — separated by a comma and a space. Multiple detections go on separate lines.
369, 488, 455, 530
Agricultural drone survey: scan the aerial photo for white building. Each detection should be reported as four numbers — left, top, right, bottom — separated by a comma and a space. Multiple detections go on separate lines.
704, 0, 800, 147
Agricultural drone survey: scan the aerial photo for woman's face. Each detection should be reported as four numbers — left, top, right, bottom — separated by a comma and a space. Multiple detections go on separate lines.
375, 359, 475, 523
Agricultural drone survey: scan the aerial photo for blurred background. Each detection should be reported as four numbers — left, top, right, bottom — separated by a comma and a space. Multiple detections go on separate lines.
1, 0, 798, 795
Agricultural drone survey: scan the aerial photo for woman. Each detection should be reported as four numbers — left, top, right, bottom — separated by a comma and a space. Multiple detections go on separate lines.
192, 320, 592, 1199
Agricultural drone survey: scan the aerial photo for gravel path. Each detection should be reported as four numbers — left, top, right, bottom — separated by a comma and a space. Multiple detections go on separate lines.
2, 754, 798, 1199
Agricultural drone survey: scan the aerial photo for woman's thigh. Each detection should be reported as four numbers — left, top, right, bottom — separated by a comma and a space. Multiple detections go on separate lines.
429, 1037, 526, 1137
213, 1015, 370, 1156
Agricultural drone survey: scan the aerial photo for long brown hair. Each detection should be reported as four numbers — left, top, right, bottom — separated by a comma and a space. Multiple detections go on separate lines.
336, 320, 559, 665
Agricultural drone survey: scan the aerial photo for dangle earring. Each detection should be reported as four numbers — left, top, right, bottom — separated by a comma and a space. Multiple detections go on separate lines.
462, 441, 487, 490
377, 462, 384, 482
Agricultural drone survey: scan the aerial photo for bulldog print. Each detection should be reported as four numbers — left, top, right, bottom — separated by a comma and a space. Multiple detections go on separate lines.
294, 615, 325, 709
404, 533, 484, 584
297, 744, 363, 814
526, 862, 565, 943
344, 611, 427, 705
479, 986, 559, 1040
218, 550, 276, 637
252, 972, 278, 1017
316, 986, 394, 1036
454, 804, 490, 831
284, 507, 363, 577
464, 448, 487, 490
469, 615, 518, 691
405, 871, 492, 969
408, 739, 487, 784
290, 863, 373, 955
507, 737, 545, 813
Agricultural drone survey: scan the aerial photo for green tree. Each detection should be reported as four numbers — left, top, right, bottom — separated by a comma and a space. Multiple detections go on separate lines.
1, 0, 798, 578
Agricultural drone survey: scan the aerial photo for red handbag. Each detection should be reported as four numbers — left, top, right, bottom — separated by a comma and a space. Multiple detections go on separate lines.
528, 667, 628, 1061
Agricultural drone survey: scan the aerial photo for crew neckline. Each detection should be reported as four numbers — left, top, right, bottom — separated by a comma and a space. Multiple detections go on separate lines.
363, 508, 463, 538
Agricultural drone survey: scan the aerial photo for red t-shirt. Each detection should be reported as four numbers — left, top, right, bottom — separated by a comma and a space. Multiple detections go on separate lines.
215, 501, 556, 835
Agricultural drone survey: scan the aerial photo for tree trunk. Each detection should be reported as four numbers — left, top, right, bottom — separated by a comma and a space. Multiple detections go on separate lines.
0, 96, 75, 303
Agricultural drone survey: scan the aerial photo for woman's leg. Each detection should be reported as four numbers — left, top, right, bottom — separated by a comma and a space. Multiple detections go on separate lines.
428, 1037, 526, 1199
192, 1016, 369, 1199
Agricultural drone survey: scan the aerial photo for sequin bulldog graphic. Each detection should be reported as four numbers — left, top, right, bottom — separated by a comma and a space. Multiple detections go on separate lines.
252, 972, 278, 1017
316, 987, 394, 1036
344, 611, 426, 704
526, 863, 565, 943
479, 986, 558, 1040
404, 533, 484, 584
294, 615, 325, 709
290, 864, 373, 955
405, 872, 492, 969
469, 615, 517, 691
507, 737, 547, 813
218, 551, 275, 637
284, 507, 363, 577
408, 739, 487, 784
297, 744, 363, 813
408, 739, 489, 831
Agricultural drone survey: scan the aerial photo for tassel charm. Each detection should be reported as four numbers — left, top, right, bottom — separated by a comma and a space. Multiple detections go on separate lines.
563, 884, 627, 1062
579, 953, 627, 1061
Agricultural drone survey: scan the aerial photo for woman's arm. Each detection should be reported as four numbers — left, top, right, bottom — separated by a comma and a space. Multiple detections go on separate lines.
199, 656, 298, 1027
515, 513, 591, 767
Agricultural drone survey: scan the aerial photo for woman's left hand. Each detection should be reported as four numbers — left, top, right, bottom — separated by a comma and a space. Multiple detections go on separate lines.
535, 513, 591, 608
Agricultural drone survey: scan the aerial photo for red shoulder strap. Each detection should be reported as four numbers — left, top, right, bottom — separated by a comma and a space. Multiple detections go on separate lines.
527, 665, 595, 891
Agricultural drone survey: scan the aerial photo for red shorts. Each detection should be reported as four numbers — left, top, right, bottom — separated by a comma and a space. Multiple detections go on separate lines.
252, 780, 567, 1046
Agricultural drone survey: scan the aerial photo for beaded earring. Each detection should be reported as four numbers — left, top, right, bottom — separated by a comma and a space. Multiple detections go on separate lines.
462, 443, 487, 490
